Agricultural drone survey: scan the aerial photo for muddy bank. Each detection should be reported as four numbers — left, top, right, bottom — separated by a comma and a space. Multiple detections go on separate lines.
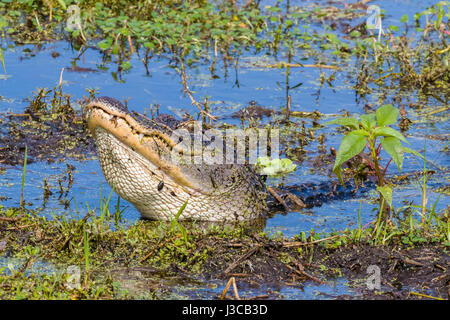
0, 209, 448, 300
199, 236, 449, 300
0, 111, 94, 167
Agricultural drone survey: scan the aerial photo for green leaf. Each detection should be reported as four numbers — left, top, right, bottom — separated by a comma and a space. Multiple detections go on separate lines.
377, 185, 393, 208
256, 157, 297, 177
376, 104, 399, 127
324, 117, 360, 130
143, 41, 155, 49
256, 156, 271, 167
0, 47, 5, 73
400, 14, 409, 23
0, 17, 8, 29
175, 199, 188, 221
333, 132, 367, 184
120, 61, 132, 71
389, 25, 399, 32
350, 30, 361, 38
402, 146, 425, 160
111, 45, 120, 55
350, 129, 370, 136
56, 0, 67, 10
118, 28, 129, 36
373, 127, 407, 143
381, 137, 404, 173
360, 114, 376, 130
98, 38, 112, 50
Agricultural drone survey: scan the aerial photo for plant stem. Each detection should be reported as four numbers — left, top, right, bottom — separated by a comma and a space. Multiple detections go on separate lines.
368, 137, 384, 186
368, 136, 390, 226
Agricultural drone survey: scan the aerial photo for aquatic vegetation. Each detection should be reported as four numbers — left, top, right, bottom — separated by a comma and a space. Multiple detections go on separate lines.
351, 3, 449, 103
326, 104, 426, 226
256, 156, 297, 177
0, 84, 97, 166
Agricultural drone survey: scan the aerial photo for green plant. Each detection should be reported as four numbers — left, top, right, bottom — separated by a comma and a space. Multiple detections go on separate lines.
326, 104, 424, 224
100, 185, 115, 227
114, 196, 123, 226
0, 47, 5, 73
0, 16, 6, 73
19, 146, 28, 209
83, 223, 90, 287
256, 156, 297, 177
170, 200, 189, 243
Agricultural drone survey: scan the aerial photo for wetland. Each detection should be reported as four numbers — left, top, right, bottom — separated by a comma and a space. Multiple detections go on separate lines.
0, 0, 448, 300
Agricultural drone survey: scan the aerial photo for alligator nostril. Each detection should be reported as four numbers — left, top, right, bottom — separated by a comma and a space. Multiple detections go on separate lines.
157, 181, 164, 191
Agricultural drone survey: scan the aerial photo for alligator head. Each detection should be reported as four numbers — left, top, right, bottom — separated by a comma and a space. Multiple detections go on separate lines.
86, 97, 267, 221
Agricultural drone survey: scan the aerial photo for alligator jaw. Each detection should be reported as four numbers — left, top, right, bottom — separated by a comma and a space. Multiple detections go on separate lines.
86, 101, 204, 194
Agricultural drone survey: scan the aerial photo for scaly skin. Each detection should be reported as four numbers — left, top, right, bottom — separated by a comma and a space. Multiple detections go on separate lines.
86, 97, 267, 221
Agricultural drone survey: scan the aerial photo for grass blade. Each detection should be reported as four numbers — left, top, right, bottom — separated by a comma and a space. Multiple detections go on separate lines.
20, 146, 28, 209
0, 47, 5, 73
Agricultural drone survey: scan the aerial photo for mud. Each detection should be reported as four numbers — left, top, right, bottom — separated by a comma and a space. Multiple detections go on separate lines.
315, 244, 449, 299
196, 236, 449, 300
0, 108, 95, 167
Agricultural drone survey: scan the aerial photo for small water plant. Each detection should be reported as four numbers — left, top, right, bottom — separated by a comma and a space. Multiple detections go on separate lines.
256, 156, 297, 177
326, 104, 424, 225
170, 200, 189, 244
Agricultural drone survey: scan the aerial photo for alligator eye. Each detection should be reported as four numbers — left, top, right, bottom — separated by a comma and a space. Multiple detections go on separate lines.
110, 115, 118, 127
157, 181, 164, 191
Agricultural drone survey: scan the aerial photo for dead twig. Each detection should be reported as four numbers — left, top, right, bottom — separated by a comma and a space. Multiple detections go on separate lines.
409, 291, 444, 300
220, 277, 240, 300
0, 216, 19, 222
220, 277, 233, 300
224, 246, 260, 274
178, 60, 217, 122
258, 62, 342, 70
266, 185, 289, 212
397, 255, 424, 267
6, 224, 33, 231
227, 273, 249, 278
7, 113, 40, 118
123, 20, 135, 54
247, 294, 269, 300
18, 256, 36, 275
232, 277, 240, 300
285, 257, 325, 285
282, 234, 342, 248
286, 193, 306, 209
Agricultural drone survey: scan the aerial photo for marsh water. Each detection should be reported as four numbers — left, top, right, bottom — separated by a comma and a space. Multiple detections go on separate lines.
0, 0, 448, 299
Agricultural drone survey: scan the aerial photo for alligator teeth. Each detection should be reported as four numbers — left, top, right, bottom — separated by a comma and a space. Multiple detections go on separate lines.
139, 133, 144, 142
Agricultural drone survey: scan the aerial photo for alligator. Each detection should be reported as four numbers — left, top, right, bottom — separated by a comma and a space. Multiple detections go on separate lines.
86, 97, 376, 222
86, 97, 268, 222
